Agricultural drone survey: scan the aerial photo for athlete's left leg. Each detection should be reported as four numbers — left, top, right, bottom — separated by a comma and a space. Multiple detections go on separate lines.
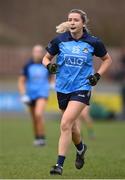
72, 119, 82, 145
72, 116, 87, 169
80, 106, 95, 139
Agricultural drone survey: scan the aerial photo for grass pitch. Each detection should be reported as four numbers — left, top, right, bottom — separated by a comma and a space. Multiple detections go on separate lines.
0, 116, 125, 179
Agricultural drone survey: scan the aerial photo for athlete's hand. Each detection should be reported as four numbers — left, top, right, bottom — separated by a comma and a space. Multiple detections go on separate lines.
87, 73, 101, 86
47, 63, 57, 74
21, 94, 31, 104
50, 83, 55, 90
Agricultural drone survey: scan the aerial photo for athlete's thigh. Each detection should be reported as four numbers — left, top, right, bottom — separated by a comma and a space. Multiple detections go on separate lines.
35, 98, 47, 114
62, 101, 86, 125
81, 105, 90, 117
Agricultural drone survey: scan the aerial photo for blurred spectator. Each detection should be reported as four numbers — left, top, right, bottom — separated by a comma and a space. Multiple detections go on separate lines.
18, 45, 52, 146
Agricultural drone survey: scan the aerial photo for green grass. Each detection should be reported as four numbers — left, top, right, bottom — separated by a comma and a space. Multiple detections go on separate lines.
0, 116, 125, 179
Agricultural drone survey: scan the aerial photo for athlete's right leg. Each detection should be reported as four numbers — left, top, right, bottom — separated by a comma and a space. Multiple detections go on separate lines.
61, 109, 84, 150
50, 101, 85, 175
59, 101, 85, 156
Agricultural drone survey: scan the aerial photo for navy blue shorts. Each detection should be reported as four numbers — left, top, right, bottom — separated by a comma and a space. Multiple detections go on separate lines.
57, 90, 91, 110
28, 99, 37, 106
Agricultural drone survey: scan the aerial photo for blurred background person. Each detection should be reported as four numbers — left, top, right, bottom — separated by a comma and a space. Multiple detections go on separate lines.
18, 45, 50, 146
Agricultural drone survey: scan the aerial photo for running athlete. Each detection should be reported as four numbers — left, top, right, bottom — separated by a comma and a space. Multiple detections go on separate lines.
18, 45, 50, 146
42, 9, 112, 175
56, 21, 95, 140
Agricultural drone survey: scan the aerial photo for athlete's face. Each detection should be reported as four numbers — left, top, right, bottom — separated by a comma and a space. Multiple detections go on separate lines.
68, 13, 84, 34
32, 46, 43, 62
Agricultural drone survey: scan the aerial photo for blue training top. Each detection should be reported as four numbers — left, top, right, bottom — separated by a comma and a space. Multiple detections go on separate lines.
46, 30, 107, 94
21, 59, 50, 100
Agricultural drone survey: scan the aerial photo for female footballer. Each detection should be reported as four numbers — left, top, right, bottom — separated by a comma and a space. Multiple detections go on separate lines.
43, 9, 112, 175
56, 21, 95, 140
18, 45, 50, 146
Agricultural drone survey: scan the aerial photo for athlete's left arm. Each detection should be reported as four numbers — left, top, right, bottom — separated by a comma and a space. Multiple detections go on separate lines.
97, 53, 112, 76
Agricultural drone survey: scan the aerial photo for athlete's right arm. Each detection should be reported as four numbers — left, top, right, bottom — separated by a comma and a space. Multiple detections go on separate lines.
42, 52, 57, 74
42, 52, 54, 66
43, 36, 59, 73
18, 75, 26, 95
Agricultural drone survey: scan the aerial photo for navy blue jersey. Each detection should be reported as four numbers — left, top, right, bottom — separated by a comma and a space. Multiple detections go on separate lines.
46, 31, 107, 93
21, 59, 50, 99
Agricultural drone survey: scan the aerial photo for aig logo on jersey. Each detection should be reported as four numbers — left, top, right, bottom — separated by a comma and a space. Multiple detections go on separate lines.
64, 54, 87, 67
83, 48, 89, 54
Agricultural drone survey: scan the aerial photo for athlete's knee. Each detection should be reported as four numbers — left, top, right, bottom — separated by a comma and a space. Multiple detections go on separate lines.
60, 111, 76, 132
60, 120, 72, 132
34, 110, 42, 120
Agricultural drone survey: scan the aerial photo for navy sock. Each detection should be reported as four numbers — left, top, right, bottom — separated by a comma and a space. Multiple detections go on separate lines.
57, 155, 65, 167
75, 141, 84, 151
35, 135, 45, 140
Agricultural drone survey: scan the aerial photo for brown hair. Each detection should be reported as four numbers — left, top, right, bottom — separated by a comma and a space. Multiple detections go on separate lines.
68, 9, 89, 32
56, 9, 89, 34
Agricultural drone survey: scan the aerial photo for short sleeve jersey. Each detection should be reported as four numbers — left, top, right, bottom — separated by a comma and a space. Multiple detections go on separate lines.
46, 31, 107, 93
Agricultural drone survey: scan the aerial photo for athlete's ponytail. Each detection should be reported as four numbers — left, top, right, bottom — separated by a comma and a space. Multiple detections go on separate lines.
56, 21, 70, 33
56, 9, 89, 34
